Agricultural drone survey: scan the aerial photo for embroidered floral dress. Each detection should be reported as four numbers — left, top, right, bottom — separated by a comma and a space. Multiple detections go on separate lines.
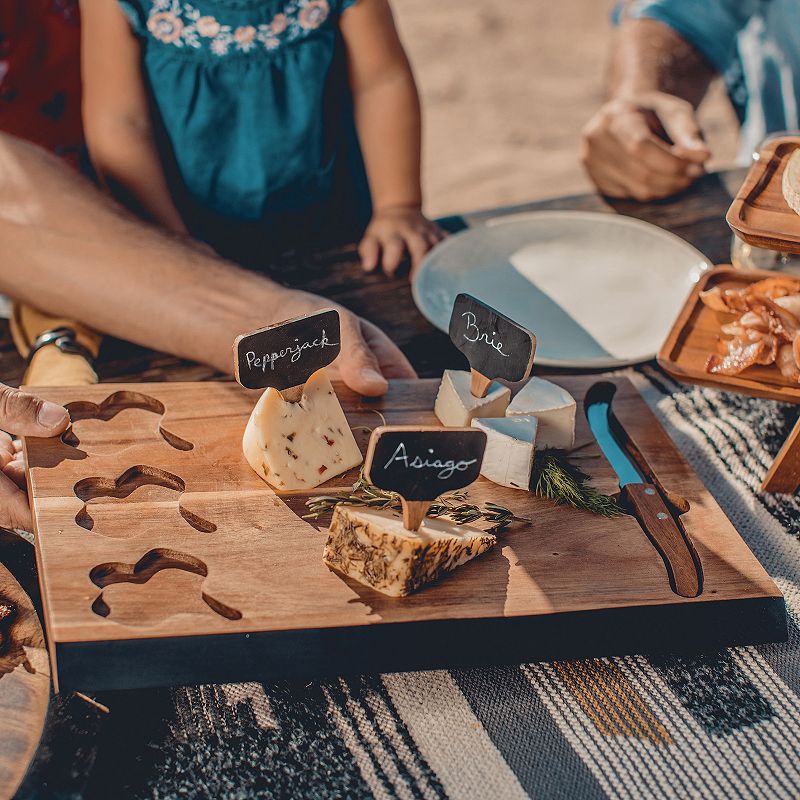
118, 0, 369, 262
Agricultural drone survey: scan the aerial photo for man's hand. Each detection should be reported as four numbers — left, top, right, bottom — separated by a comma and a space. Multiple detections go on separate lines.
359, 206, 446, 276
581, 91, 711, 201
265, 289, 417, 397
0, 385, 69, 532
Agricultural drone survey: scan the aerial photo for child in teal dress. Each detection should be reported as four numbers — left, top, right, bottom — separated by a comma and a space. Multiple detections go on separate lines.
79, 0, 444, 271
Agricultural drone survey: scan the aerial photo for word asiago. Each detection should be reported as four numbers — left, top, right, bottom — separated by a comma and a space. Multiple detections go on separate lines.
245, 329, 339, 373
384, 442, 478, 480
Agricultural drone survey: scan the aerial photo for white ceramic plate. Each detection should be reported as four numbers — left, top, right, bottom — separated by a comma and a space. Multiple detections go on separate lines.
413, 210, 711, 368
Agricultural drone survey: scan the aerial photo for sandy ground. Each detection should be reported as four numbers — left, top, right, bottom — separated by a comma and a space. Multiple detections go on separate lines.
393, 0, 741, 217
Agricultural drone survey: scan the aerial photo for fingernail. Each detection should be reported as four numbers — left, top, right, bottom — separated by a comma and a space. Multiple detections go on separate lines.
38, 401, 68, 428
360, 367, 387, 387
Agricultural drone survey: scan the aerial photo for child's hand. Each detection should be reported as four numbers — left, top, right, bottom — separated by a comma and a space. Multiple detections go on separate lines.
359, 206, 446, 276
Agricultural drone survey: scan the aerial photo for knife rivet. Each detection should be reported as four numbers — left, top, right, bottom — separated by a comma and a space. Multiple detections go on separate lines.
656, 512, 668, 520
645, 488, 656, 495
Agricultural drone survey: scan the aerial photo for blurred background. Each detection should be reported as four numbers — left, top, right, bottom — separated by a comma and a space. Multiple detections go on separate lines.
394, 0, 741, 216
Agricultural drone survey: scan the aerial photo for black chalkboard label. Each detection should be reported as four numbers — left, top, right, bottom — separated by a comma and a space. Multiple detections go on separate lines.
365, 426, 487, 501
448, 294, 536, 383
233, 309, 341, 390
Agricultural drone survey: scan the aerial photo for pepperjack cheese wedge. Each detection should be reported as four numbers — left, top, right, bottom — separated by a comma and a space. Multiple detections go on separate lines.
783, 148, 800, 215
323, 505, 496, 597
471, 415, 538, 490
506, 377, 576, 450
434, 369, 511, 427
242, 368, 362, 490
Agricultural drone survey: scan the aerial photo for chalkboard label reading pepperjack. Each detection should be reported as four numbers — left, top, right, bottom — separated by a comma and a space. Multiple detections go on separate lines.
448, 293, 536, 387
365, 426, 487, 502
233, 309, 341, 391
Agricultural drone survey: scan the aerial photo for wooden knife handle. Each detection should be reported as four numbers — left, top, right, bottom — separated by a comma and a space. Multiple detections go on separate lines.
622, 483, 701, 598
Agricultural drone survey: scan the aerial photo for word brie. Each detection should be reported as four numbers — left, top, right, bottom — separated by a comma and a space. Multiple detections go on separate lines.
234, 308, 341, 391
448, 293, 536, 384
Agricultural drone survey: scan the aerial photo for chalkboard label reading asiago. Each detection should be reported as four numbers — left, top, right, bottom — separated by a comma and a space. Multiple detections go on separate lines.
448, 294, 536, 383
233, 309, 341, 390
365, 426, 487, 501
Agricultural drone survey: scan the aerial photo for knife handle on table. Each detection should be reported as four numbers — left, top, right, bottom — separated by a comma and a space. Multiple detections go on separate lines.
622, 483, 702, 598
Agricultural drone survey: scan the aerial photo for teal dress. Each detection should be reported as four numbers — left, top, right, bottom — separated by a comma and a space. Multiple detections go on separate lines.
118, 0, 370, 264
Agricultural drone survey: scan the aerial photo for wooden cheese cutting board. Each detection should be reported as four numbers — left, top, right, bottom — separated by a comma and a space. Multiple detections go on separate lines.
23, 378, 786, 692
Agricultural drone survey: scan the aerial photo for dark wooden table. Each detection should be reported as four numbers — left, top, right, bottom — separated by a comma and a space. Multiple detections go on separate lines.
0, 168, 746, 797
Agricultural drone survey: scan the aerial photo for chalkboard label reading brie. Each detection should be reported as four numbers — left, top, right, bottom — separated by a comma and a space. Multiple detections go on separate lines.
233, 309, 341, 391
365, 426, 487, 501
448, 294, 536, 384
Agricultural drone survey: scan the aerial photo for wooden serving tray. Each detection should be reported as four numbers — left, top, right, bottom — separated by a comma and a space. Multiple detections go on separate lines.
23, 379, 785, 692
658, 264, 800, 402
727, 135, 800, 251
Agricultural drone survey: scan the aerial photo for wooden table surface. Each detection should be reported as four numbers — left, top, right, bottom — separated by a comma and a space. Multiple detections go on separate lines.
0, 167, 746, 794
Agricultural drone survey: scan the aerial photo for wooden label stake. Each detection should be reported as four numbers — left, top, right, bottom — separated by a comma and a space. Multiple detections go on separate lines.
364, 425, 487, 531
448, 293, 536, 398
232, 308, 340, 400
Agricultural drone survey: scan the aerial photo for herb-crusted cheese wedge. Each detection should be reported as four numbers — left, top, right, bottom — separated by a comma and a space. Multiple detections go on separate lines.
323, 506, 496, 596
242, 368, 362, 490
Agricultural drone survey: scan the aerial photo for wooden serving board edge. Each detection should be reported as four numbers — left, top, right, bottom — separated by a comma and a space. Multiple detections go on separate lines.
727, 135, 800, 251
53, 596, 787, 692
657, 264, 800, 403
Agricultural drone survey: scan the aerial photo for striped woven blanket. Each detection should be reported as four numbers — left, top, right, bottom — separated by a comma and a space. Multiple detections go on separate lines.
18, 368, 800, 799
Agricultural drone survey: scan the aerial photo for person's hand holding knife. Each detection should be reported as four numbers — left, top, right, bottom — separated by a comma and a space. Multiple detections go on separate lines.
0, 385, 69, 532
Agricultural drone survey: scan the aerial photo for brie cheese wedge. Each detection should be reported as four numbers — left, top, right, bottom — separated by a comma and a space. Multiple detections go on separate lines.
472, 415, 538, 490
242, 368, 362, 490
507, 377, 576, 450
434, 369, 511, 427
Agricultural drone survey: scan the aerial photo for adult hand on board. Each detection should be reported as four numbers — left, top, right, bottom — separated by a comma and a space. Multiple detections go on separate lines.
580, 91, 710, 201
0, 384, 70, 532
269, 291, 417, 397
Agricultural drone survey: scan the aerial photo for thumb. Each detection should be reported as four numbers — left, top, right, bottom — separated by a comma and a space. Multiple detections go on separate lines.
336, 314, 390, 397
652, 97, 710, 162
0, 471, 33, 532
0, 384, 70, 437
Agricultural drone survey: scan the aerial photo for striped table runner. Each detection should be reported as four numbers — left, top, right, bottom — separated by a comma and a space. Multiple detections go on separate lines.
17, 367, 800, 799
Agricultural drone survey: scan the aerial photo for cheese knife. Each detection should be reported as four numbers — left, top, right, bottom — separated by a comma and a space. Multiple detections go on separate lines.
585, 382, 702, 598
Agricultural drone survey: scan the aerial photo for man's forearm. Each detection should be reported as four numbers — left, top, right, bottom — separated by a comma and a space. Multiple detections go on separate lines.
610, 17, 716, 107
0, 134, 300, 374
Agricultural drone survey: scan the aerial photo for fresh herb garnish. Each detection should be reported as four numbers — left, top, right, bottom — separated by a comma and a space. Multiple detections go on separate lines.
534, 448, 620, 517
303, 473, 527, 534
304, 447, 620, 530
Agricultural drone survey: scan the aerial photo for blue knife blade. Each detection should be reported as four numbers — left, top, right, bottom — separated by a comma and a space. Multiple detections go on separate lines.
585, 399, 644, 487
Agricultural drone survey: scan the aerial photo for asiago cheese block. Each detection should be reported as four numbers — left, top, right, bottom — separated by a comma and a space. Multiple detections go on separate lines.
783, 148, 800, 216
434, 369, 511, 427
242, 368, 362, 491
323, 505, 496, 597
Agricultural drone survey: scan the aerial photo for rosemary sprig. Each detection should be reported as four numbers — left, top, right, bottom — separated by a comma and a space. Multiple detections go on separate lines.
303, 473, 528, 534
534, 448, 621, 517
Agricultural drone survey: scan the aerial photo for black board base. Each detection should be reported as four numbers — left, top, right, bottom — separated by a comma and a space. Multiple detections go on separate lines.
55, 596, 788, 692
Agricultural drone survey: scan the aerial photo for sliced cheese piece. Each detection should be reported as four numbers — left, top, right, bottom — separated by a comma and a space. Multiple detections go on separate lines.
243, 368, 362, 491
783, 148, 800, 216
323, 505, 495, 597
434, 369, 511, 427
507, 376, 576, 450
472, 415, 537, 490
